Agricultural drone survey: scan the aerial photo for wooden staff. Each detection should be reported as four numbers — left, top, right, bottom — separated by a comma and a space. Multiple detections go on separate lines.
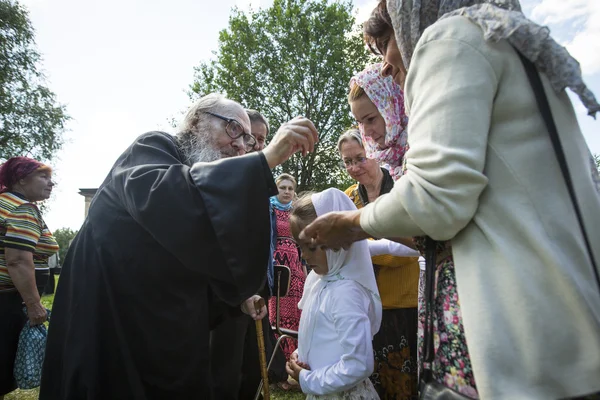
254, 298, 270, 400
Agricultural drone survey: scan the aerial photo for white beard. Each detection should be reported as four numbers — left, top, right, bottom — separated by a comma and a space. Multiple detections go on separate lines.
178, 130, 221, 165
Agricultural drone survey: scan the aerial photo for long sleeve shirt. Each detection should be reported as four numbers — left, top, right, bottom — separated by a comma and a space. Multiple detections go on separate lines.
298, 280, 375, 396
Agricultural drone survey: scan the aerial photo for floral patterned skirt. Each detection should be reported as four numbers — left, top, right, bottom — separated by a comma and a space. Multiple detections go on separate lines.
417, 254, 479, 399
371, 307, 418, 400
306, 378, 380, 400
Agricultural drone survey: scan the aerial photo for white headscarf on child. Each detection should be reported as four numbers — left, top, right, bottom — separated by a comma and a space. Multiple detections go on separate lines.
297, 188, 382, 362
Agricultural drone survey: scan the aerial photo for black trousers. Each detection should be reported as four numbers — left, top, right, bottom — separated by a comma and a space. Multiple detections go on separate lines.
0, 291, 27, 395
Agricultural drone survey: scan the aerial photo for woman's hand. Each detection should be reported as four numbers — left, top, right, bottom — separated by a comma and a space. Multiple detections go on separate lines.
299, 209, 370, 250
26, 301, 48, 326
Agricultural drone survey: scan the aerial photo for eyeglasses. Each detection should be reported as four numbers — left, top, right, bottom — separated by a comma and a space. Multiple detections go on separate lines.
204, 112, 257, 151
340, 156, 368, 169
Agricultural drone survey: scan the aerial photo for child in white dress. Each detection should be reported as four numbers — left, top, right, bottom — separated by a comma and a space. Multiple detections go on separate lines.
286, 188, 382, 399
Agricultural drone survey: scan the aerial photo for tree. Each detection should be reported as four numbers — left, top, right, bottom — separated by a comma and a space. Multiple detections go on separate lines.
53, 227, 78, 266
189, 0, 372, 191
595, 153, 599, 172
0, 0, 69, 161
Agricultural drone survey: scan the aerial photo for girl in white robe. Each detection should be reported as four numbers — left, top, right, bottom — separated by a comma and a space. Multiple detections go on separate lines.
286, 188, 382, 399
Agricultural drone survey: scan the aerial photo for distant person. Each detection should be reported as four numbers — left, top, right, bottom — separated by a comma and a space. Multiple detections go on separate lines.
268, 173, 305, 391
286, 188, 382, 399
0, 156, 59, 399
43, 253, 59, 295
40, 93, 318, 399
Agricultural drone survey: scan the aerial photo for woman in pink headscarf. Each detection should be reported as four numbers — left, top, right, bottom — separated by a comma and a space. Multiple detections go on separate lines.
349, 62, 408, 182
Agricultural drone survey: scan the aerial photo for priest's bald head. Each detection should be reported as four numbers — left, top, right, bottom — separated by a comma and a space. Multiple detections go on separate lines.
177, 93, 257, 164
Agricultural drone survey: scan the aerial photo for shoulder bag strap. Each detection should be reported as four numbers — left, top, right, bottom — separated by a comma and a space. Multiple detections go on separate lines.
516, 50, 600, 291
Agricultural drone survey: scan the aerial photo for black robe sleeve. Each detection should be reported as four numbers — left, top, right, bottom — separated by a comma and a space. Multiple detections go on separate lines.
190, 154, 278, 306
110, 131, 277, 306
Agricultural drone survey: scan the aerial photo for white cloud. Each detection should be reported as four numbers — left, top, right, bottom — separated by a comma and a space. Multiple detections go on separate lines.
565, 3, 600, 75
531, 0, 588, 25
531, 0, 600, 75
355, 0, 378, 26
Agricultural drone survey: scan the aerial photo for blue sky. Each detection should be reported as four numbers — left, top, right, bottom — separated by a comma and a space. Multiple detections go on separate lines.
17, 0, 599, 230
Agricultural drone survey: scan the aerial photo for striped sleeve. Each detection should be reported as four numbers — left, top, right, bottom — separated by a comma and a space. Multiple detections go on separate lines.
4, 203, 42, 252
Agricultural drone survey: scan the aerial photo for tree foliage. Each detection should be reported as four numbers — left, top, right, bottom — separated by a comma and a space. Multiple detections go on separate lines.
0, 0, 69, 161
189, 0, 372, 191
52, 227, 78, 266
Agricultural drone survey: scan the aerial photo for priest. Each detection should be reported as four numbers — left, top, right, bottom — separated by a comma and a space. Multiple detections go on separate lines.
39, 93, 317, 400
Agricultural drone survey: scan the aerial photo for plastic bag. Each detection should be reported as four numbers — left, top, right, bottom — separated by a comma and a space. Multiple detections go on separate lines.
13, 308, 50, 389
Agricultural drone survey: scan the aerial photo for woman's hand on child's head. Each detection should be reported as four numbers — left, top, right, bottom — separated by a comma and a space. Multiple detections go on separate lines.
299, 210, 369, 251
286, 358, 310, 382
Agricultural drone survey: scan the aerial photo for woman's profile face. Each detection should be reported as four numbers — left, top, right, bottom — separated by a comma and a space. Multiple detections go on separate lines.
19, 169, 54, 202
350, 95, 387, 150
380, 34, 407, 88
276, 179, 295, 205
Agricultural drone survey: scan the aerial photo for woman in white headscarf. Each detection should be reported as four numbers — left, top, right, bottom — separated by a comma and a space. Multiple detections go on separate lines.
285, 188, 382, 399
300, 1, 600, 399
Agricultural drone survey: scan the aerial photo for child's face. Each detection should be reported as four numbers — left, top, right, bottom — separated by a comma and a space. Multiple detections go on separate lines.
299, 242, 329, 276
291, 216, 329, 276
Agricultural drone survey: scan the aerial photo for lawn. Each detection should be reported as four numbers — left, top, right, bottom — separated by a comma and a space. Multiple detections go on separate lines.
7, 386, 304, 400
7, 281, 304, 400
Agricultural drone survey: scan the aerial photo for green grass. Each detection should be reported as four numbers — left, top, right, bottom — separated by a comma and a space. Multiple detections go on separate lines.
7, 280, 305, 400
7, 386, 304, 400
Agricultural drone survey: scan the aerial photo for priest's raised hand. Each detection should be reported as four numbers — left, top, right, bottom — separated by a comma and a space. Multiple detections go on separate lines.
263, 116, 319, 168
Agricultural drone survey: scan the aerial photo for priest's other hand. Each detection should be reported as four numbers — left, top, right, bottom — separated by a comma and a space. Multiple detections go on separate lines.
263, 116, 318, 168
241, 294, 267, 321
299, 209, 370, 250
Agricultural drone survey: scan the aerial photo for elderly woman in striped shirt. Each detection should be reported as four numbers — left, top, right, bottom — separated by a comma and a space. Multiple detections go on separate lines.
0, 156, 59, 398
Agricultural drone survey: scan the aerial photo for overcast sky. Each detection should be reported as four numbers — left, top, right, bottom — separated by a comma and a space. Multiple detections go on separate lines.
17, 0, 600, 231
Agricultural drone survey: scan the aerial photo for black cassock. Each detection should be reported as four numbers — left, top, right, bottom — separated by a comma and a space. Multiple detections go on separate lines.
39, 132, 277, 400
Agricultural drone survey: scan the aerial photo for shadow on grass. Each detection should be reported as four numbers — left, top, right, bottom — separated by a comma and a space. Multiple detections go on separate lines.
7, 284, 305, 400
6, 384, 305, 400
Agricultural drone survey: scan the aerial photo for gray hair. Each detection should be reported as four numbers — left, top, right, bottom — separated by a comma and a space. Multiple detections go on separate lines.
177, 93, 225, 135
337, 128, 364, 154
176, 93, 227, 165
246, 109, 270, 136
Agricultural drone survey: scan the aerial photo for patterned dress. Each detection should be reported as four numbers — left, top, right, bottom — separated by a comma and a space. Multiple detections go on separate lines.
414, 239, 478, 399
268, 207, 305, 360
307, 379, 380, 400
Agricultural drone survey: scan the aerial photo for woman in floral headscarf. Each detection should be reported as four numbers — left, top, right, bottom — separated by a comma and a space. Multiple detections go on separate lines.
301, 0, 600, 398
349, 62, 409, 181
